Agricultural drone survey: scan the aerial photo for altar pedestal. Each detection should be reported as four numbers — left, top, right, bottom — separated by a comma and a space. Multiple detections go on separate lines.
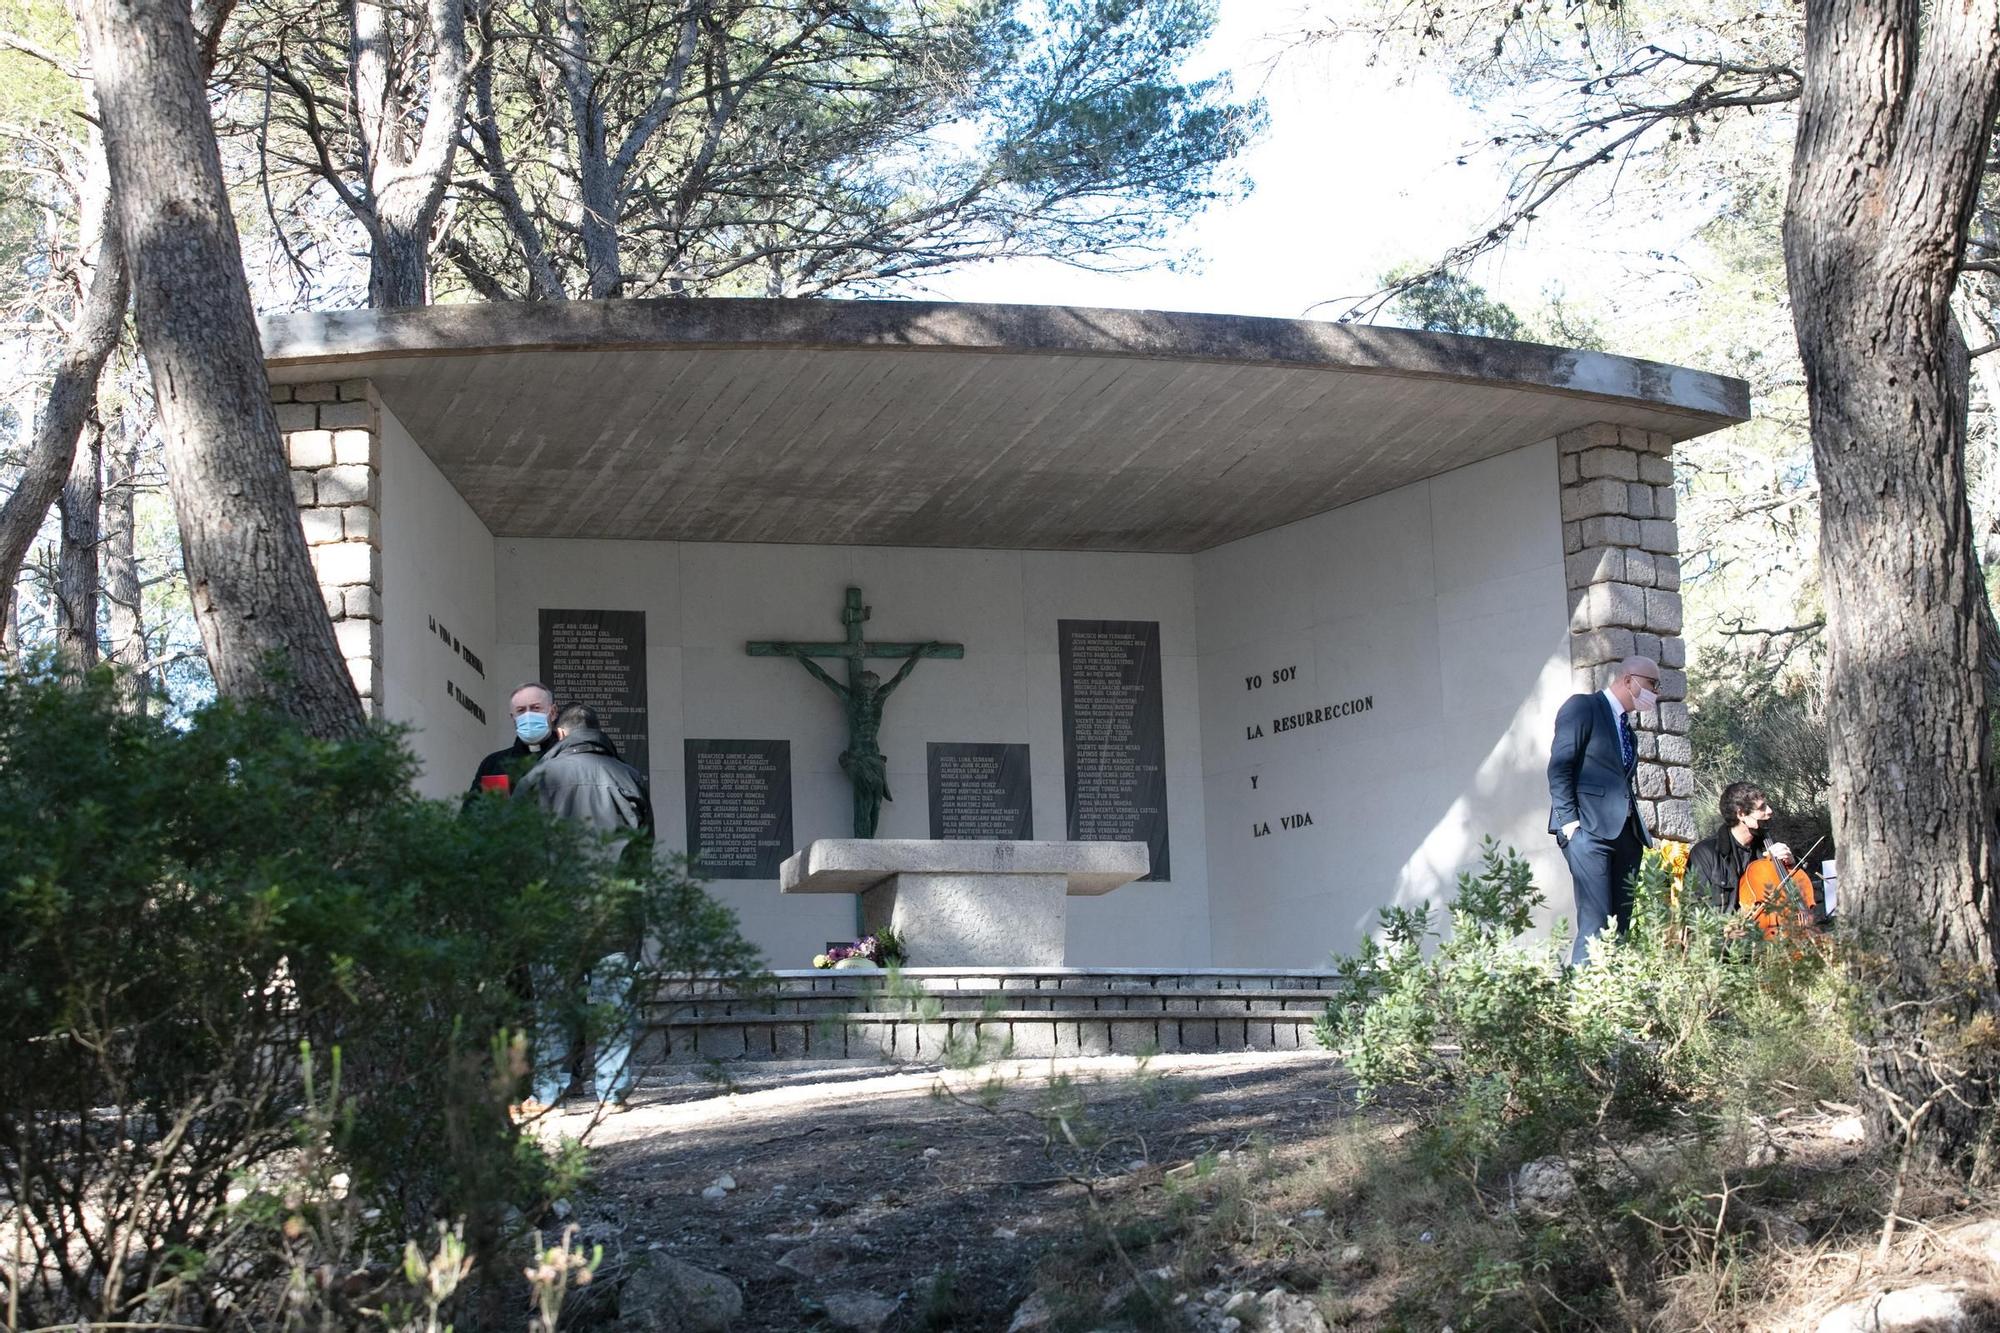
779, 839, 1150, 967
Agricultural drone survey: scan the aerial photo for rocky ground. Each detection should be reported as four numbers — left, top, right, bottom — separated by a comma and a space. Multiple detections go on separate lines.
528, 1053, 2000, 1333
529, 1050, 1358, 1332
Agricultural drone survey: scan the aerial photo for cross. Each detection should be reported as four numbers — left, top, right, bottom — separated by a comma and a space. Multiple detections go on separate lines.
746, 586, 964, 682
748, 586, 964, 847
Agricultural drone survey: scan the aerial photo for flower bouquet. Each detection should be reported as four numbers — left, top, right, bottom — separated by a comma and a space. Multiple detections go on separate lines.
812, 927, 907, 970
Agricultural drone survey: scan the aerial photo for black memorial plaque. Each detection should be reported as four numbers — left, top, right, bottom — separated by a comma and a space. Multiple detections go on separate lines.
684, 739, 793, 879
927, 742, 1033, 841
1059, 620, 1170, 880
539, 609, 649, 772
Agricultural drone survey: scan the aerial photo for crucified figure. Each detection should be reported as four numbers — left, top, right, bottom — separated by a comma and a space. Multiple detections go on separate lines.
749, 587, 964, 839
786, 643, 938, 838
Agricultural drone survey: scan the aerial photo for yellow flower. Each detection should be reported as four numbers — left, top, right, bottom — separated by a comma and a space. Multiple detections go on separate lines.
1649, 840, 1692, 915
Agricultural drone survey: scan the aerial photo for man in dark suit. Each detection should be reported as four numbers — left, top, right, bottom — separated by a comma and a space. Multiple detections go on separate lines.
1548, 655, 1662, 964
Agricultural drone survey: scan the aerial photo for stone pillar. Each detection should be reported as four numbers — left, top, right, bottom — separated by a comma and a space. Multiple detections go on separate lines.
272, 379, 381, 714
1557, 424, 1694, 841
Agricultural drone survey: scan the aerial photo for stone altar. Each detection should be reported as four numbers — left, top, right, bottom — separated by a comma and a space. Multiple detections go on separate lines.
780, 839, 1150, 967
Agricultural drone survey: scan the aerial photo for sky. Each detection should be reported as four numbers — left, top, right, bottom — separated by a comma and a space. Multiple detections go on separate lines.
914, 0, 1730, 329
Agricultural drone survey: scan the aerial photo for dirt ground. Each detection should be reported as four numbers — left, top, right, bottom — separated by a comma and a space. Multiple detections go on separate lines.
527, 1053, 2000, 1333
531, 1050, 1356, 1331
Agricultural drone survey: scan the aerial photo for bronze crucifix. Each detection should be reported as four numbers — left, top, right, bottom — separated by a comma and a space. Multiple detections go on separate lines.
747, 586, 964, 838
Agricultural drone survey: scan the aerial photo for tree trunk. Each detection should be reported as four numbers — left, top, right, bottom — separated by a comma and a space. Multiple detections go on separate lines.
55, 414, 102, 668
1, 579, 18, 670
81, 0, 365, 740
0, 130, 126, 639
101, 408, 145, 706
351, 0, 472, 307
577, 160, 622, 299
367, 224, 433, 308
467, 25, 564, 300
1785, 0, 2000, 1169
555, 0, 621, 300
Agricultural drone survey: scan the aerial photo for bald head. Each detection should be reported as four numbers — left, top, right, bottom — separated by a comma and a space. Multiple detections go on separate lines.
1608, 656, 1662, 713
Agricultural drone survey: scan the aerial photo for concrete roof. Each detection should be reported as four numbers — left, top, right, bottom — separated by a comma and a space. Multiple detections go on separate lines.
261, 299, 1749, 553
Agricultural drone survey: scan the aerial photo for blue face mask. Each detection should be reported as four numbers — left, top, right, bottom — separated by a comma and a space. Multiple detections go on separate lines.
514, 712, 552, 745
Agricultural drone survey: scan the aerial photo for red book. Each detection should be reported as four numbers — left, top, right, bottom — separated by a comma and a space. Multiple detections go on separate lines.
480, 774, 510, 794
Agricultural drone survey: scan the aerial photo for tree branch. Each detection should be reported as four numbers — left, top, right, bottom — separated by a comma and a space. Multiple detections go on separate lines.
609, 0, 704, 188
0, 28, 81, 77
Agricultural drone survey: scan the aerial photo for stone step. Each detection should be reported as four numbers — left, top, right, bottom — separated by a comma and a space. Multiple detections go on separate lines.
660, 970, 1341, 998
641, 967, 1343, 1063
666, 978, 1344, 995
682, 966, 1343, 989
649, 991, 1341, 1018
661, 1006, 1331, 1026
648, 1011, 1325, 1062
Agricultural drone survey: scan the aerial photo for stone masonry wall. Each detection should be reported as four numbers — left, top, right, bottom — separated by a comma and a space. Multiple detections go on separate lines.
1557, 423, 1695, 841
272, 379, 381, 714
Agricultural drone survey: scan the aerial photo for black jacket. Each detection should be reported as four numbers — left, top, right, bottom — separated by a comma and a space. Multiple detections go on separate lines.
1687, 824, 1763, 912
513, 727, 654, 863
463, 736, 554, 808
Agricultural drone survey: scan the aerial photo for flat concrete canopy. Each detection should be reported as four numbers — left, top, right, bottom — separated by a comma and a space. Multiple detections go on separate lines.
262, 299, 1749, 553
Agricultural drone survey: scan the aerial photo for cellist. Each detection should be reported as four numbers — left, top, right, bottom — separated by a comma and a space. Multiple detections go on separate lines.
1736, 840, 1820, 939
1687, 783, 1775, 910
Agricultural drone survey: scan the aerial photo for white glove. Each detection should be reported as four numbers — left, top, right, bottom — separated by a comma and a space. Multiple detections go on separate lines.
1561, 820, 1580, 840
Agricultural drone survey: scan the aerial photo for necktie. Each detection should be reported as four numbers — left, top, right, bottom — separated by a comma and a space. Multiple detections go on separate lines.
1618, 710, 1636, 772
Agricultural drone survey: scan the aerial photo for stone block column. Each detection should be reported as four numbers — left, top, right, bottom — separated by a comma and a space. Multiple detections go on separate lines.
1556, 424, 1694, 841
272, 379, 381, 714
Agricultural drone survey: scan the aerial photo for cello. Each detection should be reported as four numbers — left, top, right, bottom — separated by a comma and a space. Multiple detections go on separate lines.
1736, 840, 1819, 939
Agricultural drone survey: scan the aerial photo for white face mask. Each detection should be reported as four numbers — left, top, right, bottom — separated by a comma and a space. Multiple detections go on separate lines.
1635, 686, 1658, 713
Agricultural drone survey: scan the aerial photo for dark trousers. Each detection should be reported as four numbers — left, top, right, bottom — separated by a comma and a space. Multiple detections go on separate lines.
1562, 816, 1646, 965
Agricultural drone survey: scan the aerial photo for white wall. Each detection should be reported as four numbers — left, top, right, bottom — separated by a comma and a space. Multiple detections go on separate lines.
378, 403, 498, 799
483, 541, 1212, 970
378, 430, 1574, 972
1194, 440, 1574, 966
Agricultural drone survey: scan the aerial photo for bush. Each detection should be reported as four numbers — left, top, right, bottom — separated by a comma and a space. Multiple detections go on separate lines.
1687, 645, 1833, 857
0, 664, 761, 1328
1316, 838, 1853, 1174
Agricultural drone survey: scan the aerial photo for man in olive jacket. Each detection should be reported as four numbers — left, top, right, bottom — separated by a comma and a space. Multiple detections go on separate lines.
513, 703, 653, 1110
513, 703, 654, 862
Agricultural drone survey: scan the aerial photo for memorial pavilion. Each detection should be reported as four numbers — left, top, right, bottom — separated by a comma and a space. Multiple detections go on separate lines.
262, 298, 1748, 971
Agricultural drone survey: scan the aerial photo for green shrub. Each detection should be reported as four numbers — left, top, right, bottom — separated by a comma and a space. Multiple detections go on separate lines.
0, 664, 761, 1328
1316, 837, 1853, 1175
1687, 645, 1832, 853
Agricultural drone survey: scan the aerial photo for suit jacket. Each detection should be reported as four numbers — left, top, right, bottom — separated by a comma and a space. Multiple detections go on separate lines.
1547, 691, 1649, 843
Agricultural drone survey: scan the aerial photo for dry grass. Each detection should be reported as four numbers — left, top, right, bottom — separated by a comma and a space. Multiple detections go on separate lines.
1030, 1097, 2000, 1331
